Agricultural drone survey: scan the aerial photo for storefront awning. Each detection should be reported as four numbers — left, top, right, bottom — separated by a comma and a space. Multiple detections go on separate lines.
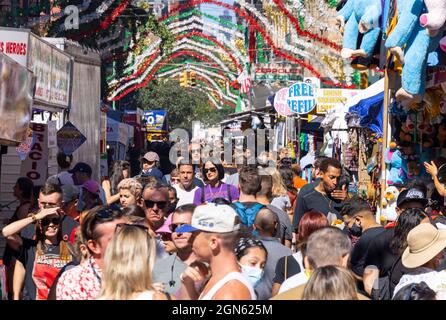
346, 78, 384, 136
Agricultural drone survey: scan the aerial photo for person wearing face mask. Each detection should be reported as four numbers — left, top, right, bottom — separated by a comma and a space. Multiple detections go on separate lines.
341, 197, 384, 284
235, 238, 268, 289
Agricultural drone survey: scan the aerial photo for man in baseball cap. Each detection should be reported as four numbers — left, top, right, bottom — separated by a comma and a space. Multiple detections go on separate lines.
176, 203, 256, 300
135, 151, 163, 183
396, 187, 429, 214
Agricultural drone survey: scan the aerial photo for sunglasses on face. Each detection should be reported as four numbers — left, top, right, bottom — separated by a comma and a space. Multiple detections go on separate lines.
115, 223, 149, 234
144, 200, 168, 209
192, 149, 200, 153
204, 167, 217, 174
41, 217, 61, 227
169, 223, 188, 233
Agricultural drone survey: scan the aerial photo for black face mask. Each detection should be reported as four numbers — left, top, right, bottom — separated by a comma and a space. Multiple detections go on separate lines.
349, 222, 363, 237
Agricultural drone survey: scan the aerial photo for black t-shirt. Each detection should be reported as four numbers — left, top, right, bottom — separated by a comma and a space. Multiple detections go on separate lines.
293, 189, 343, 230
273, 253, 302, 284
350, 226, 385, 277
292, 179, 320, 231
18, 238, 68, 300
363, 228, 414, 291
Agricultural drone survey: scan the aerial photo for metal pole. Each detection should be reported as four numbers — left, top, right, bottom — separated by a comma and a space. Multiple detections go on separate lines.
297, 115, 301, 160
379, 68, 390, 223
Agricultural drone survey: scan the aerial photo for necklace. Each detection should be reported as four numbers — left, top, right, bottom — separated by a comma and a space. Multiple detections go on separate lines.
89, 257, 102, 285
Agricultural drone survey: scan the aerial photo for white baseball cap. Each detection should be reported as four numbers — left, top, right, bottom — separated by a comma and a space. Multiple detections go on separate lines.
175, 203, 240, 233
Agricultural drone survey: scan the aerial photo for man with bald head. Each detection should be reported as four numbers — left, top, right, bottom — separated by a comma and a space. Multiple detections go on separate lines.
253, 208, 292, 300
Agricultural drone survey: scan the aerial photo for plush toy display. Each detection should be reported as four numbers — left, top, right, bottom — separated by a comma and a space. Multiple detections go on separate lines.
381, 186, 400, 221
385, 141, 408, 185
336, 0, 382, 59
420, 0, 446, 52
385, 0, 442, 105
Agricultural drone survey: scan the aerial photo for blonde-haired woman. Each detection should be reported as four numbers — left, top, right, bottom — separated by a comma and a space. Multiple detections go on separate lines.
97, 224, 169, 300
263, 167, 291, 213
302, 266, 359, 300
117, 178, 143, 208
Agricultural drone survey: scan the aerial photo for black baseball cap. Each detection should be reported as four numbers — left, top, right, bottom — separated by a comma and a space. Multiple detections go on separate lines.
68, 162, 92, 175
397, 188, 429, 208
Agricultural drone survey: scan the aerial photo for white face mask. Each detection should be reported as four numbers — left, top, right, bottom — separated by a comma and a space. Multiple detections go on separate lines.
240, 264, 264, 288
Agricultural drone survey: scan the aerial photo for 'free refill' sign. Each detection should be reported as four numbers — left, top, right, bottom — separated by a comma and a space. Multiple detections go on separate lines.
287, 82, 317, 114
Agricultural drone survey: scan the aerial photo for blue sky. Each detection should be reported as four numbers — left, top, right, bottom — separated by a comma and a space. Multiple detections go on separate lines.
200, 0, 235, 23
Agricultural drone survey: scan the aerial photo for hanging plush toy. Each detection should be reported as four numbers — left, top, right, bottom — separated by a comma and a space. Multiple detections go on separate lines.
385, 0, 443, 105
420, 0, 446, 52
385, 141, 408, 185
381, 186, 400, 222
336, 0, 382, 59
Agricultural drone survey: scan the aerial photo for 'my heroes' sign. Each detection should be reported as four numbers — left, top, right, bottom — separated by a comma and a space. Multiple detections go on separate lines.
287, 82, 317, 114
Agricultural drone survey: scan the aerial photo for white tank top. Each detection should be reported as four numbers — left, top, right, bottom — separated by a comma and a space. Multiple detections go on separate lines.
199, 272, 256, 300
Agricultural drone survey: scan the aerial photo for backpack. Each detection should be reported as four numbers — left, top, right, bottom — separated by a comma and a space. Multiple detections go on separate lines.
232, 202, 265, 228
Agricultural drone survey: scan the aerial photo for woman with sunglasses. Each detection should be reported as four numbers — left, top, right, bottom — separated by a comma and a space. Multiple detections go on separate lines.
193, 160, 239, 205
2, 184, 73, 300
102, 160, 130, 205
97, 223, 170, 300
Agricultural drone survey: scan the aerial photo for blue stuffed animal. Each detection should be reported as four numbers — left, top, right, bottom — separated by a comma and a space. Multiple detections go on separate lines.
385, 142, 408, 185
336, 0, 382, 59
385, 0, 443, 105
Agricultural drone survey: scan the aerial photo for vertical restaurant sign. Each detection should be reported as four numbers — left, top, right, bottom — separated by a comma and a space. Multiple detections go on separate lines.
0, 29, 29, 66
20, 123, 48, 185
287, 82, 317, 114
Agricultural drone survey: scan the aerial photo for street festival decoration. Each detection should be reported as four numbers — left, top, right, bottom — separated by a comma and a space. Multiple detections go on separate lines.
56, 121, 87, 155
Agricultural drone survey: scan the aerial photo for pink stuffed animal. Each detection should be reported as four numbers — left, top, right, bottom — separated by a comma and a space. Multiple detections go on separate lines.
420, 0, 446, 52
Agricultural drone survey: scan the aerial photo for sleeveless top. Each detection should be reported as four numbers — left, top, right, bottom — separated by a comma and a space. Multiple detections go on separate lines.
199, 272, 256, 300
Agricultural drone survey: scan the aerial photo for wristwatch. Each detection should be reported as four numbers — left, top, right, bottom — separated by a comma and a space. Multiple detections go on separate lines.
30, 214, 38, 224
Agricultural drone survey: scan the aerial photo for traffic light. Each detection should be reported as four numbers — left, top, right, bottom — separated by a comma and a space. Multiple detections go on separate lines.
179, 71, 189, 87
189, 71, 197, 86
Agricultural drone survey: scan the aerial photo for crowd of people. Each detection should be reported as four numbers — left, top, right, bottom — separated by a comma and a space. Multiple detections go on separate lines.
1, 143, 446, 301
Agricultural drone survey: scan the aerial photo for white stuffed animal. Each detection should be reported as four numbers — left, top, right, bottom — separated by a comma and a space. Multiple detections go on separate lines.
381, 186, 400, 222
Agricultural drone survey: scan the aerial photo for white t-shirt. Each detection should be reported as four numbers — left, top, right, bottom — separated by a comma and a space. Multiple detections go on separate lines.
278, 270, 308, 294
393, 270, 446, 299
174, 184, 199, 207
